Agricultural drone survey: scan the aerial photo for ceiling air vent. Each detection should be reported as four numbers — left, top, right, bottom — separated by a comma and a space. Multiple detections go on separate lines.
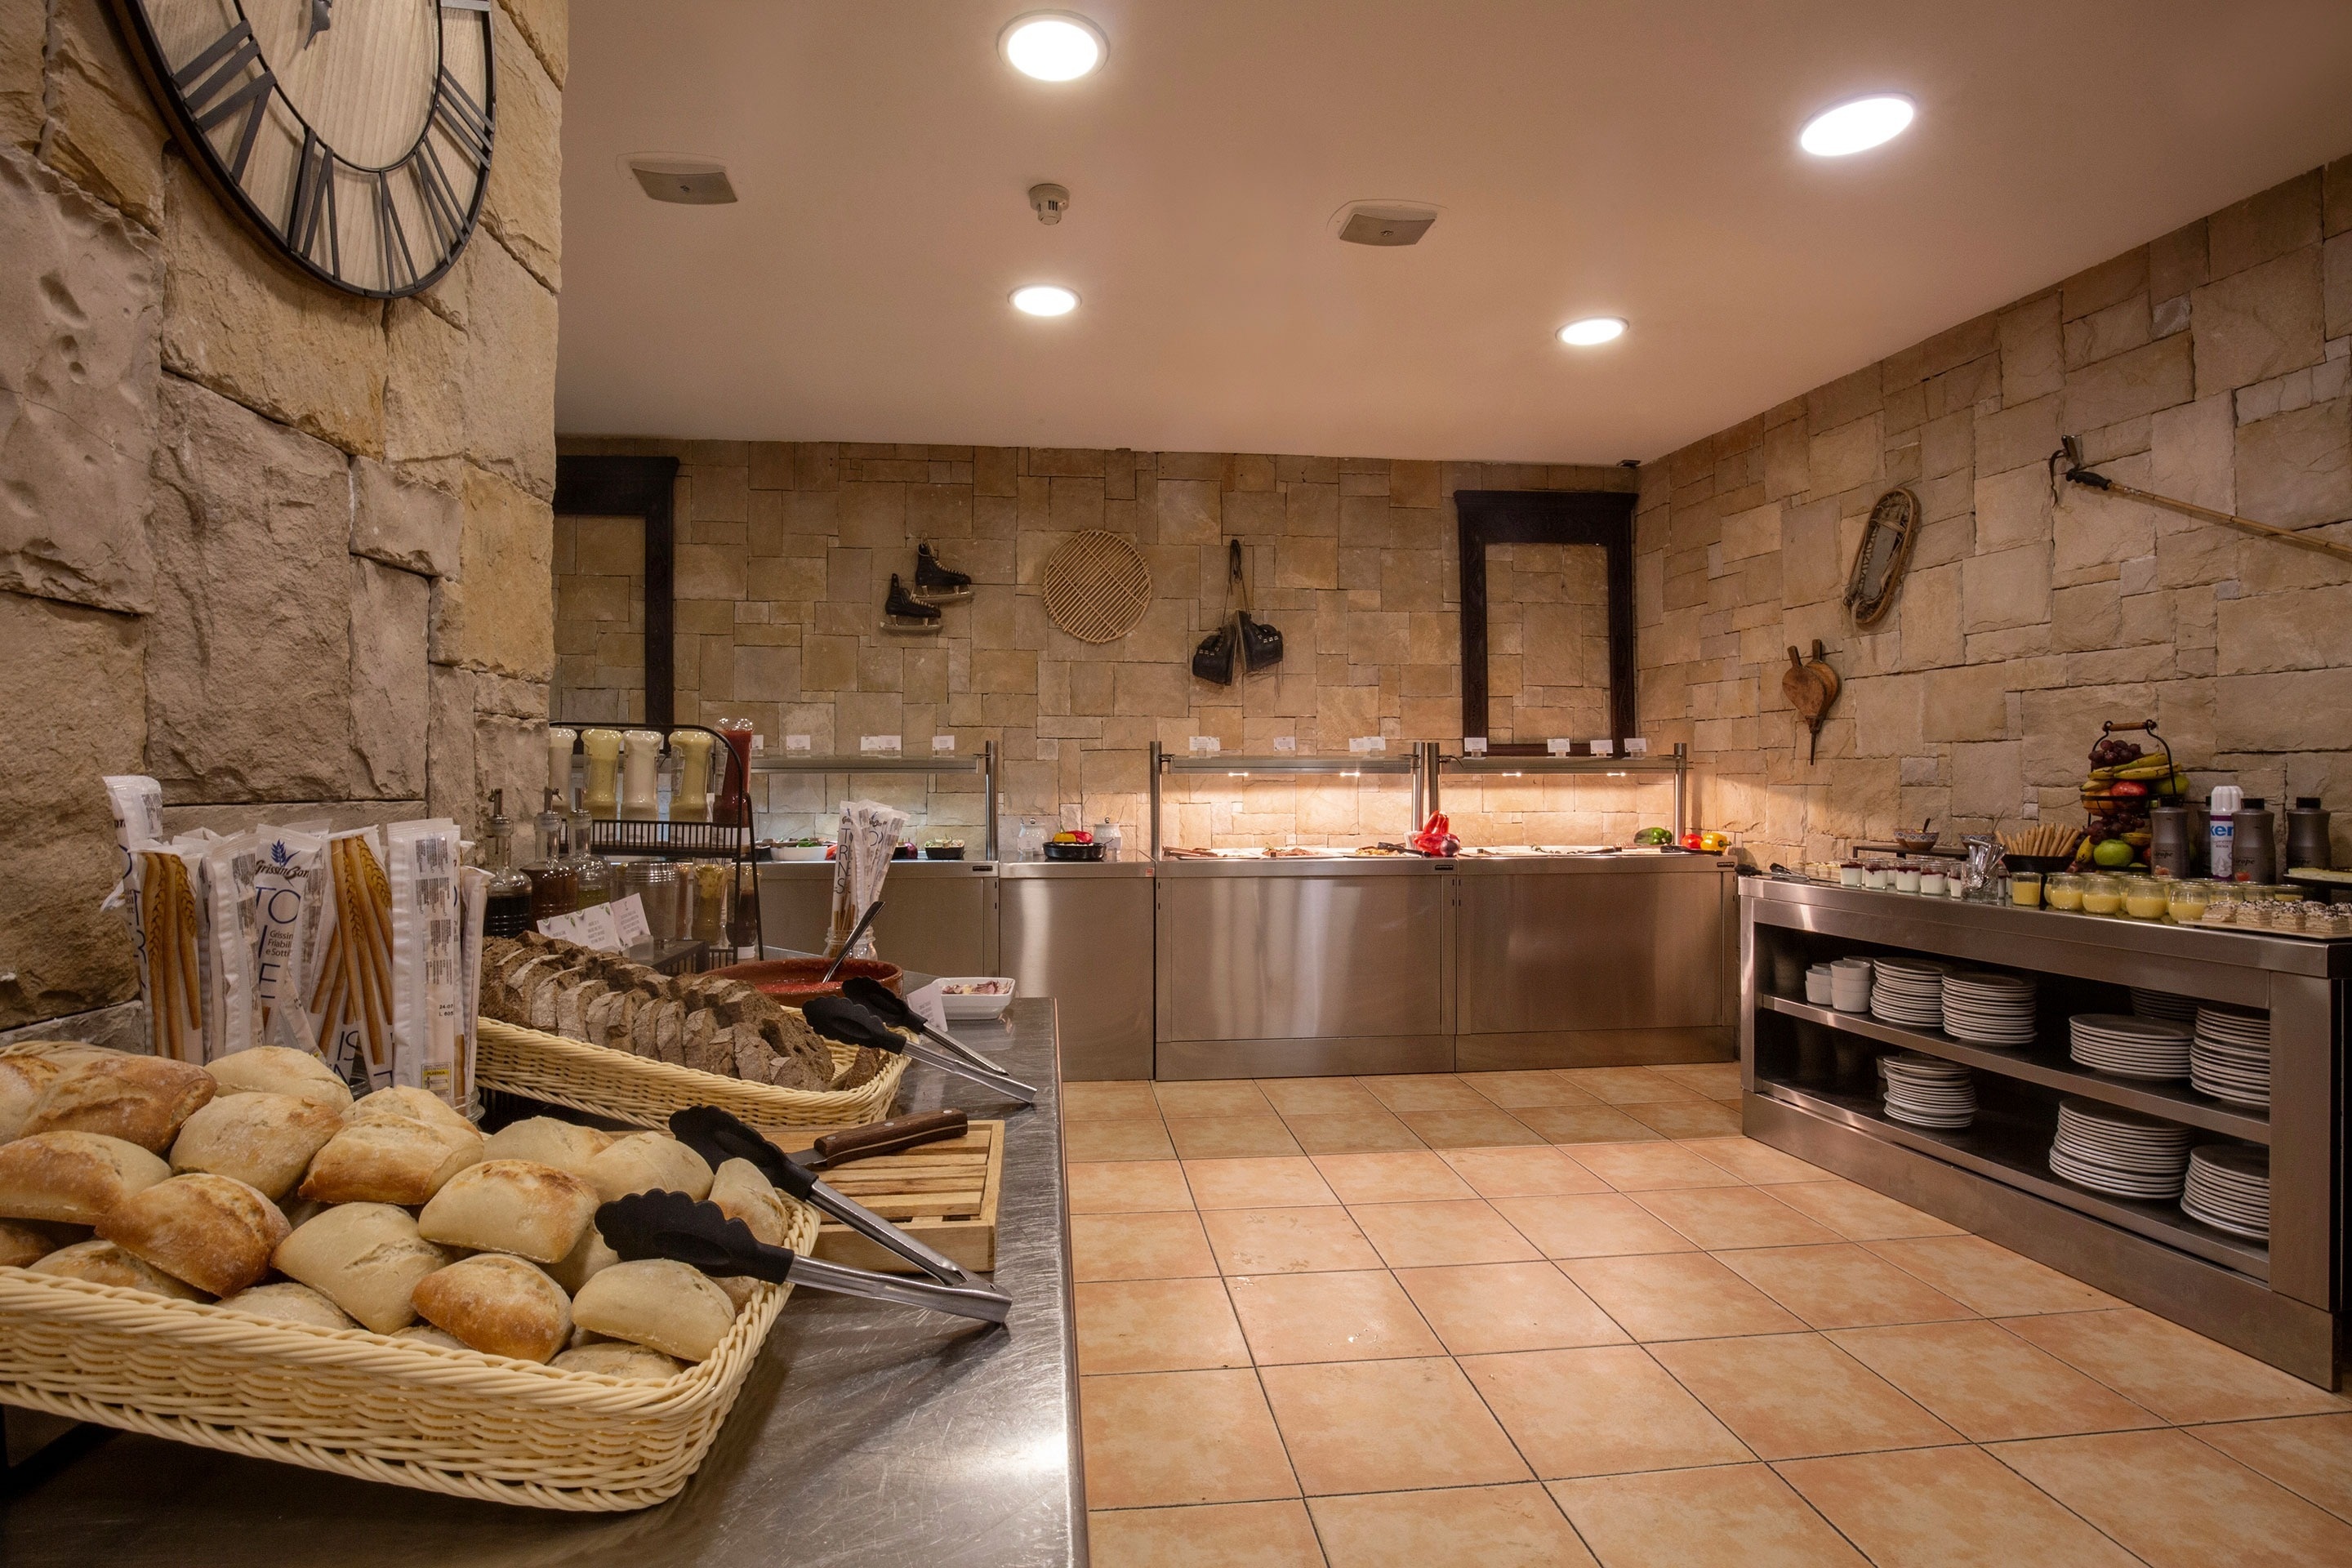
1336, 202, 1437, 246
627, 155, 737, 205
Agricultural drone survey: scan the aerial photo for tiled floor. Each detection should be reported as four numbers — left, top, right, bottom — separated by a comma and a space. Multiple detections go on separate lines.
1066, 1070, 2352, 1567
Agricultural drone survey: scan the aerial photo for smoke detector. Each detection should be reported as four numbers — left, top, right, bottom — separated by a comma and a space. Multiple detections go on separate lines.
625, 154, 737, 205
1029, 182, 1071, 225
1334, 200, 1438, 247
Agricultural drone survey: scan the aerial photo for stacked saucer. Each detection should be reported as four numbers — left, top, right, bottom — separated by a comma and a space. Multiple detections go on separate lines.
1940, 972, 2038, 1046
2068, 1013, 2192, 1081
2189, 1006, 2272, 1109
1830, 959, 1873, 1013
1881, 1053, 1976, 1129
2181, 1144, 2270, 1241
1869, 958, 1949, 1029
2128, 987, 2199, 1026
2047, 1098, 2193, 1199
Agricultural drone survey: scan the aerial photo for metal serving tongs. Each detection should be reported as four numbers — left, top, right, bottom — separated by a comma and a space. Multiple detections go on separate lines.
841, 975, 1010, 1076
804, 994, 1038, 1106
597, 1190, 1012, 1325
669, 1105, 994, 1291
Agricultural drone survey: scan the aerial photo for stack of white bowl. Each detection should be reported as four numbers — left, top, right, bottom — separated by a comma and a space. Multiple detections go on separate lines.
1804, 964, 1835, 1005
1830, 958, 1873, 1013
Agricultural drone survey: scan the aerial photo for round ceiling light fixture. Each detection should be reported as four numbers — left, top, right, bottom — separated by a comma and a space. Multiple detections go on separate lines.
1012, 284, 1080, 317
1000, 12, 1107, 81
1557, 316, 1626, 347
1799, 94, 1915, 157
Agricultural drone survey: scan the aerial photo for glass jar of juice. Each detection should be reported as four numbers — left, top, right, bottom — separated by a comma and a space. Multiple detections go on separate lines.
2166, 879, 2212, 924
2044, 873, 2086, 911
2080, 874, 2125, 916
2122, 876, 2168, 920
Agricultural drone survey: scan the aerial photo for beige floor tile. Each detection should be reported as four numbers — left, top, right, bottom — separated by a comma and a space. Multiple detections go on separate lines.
1561, 1254, 1806, 1341
1650, 1061, 1746, 1102
1829, 1320, 2162, 1442
1509, 1104, 1665, 1144
1261, 1356, 1532, 1494
1491, 1193, 1699, 1259
1777, 1446, 2143, 1567
1396, 1107, 1548, 1148
1281, 1111, 1428, 1153
1621, 1099, 1744, 1138
2001, 1307, 2351, 1424
1717, 1244, 1976, 1330
1680, 1136, 1830, 1185
1070, 1160, 1196, 1214
1256, 1076, 1385, 1116
1350, 1198, 1543, 1267
1080, 1369, 1299, 1508
2191, 1414, 2352, 1523
1312, 1150, 1477, 1204
1461, 1345, 1753, 1477
1395, 1262, 1628, 1354
1441, 1145, 1609, 1198
1076, 1277, 1253, 1374
1560, 1067, 1705, 1104
1551, 1462, 1870, 1568
1064, 1081, 1165, 1121
1065, 1117, 1179, 1162
1165, 1115, 1305, 1160
1995, 1427, 2352, 1567
1631, 1187, 1843, 1250
1311, 1483, 1598, 1568
1566, 1140, 1746, 1192
1089, 1500, 1325, 1568
1183, 1156, 1339, 1210
1863, 1234, 2116, 1316
1156, 1079, 1275, 1118
1361, 1073, 1493, 1112
1767, 1178, 1965, 1240
1227, 1268, 1446, 1365
1650, 1333, 1962, 1459
1202, 1205, 1384, 1275
1459, 1070, 1600, 1107
1073, 1210, 1219, 1282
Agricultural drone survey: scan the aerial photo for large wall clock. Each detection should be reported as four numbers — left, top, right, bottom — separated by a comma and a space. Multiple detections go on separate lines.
109, 0, 496, 297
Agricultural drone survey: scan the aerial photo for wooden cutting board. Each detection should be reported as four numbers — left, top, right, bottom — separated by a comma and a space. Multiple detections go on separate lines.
809, 1119, 1004, 1274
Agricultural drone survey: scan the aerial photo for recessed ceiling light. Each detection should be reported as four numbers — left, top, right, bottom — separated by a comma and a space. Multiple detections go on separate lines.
1799, 95, 1915, 157
1012, 284, 1079, 317
1557, 317, 1626, 346
1000, 12, 1106, 81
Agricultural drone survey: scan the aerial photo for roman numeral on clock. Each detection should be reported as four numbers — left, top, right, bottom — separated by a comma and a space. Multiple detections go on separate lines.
409, 140, 465, 255
432, 65, 492, 169
174, 20, 276, 181
374, 173, 416, 292
287, 130, 341, 277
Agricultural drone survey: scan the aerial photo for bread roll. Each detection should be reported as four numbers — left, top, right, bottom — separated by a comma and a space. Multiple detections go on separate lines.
552, 1342, 684, 1381
21, 1054, 216, 1152
205, 1047, 354, 1110
96, 1172, 288, 1297
417, 1160, 599, 1264
586, 1133, 713, 1204
572, 1259, 738, 1363
546, 1223, 619, 1294
0, 1053, 65, 1141
29, 1237, 207, 1298
273, 1203, 451, 1333
167, 1093, 342, 1200
300, 1114, 484, 1205
2, 1217, 82, 1267
0, 1131, 172, 1224
708, 1158, 792, 1246
481, 1116, 610, 1179
346, 1085, 476, 1137
411, 1254, 572, 1362
393, 1322, 470, 1352
711, 1273, 762, 1312
218, 1281, 357, 1331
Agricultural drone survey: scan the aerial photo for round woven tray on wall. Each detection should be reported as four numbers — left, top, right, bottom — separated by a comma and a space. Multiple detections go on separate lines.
1040, 530, 1152, 644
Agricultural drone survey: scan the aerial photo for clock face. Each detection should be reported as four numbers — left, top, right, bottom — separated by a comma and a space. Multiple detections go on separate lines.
112, 0, 496, 297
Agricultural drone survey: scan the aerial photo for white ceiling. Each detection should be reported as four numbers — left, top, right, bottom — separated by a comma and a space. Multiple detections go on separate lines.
555, 0, 2352, 463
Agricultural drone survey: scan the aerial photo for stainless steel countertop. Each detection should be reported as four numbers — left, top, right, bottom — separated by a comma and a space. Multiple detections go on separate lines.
1152, 851, 1730, 877
1, 1000, 1084, 1568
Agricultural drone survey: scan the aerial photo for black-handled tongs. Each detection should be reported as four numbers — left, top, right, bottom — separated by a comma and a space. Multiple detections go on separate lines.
841, 975, 1011, 1076
598, 1190, 1011, 1325
670, 1105, 992, 1291
804, 994, 1037, 1106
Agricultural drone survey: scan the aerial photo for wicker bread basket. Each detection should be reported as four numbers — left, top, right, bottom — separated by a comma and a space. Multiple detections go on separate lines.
476, 1017, 906, 1135
0, 1198, 819, 1511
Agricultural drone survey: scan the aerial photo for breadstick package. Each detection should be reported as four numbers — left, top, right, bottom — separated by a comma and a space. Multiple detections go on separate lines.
385, 818, 464, 1110
200, 833, 264, 1061
312, 827, 394, 1094
252, 827, 328, 1058
457, 862, 488, 1113
129, 842, 207, 1063
99, 774, 167, 1031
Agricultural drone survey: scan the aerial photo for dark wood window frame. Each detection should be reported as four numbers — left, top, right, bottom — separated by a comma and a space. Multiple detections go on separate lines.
552, 453, 680, 731
1454, 488, 1638, 755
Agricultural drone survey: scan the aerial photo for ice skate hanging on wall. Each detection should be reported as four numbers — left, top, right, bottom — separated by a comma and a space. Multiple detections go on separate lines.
1842, 487, 1919, 628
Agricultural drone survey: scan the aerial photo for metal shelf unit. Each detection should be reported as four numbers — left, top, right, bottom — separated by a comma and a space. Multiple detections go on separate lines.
1147, 742, 1431, 859
1429, 743, 1688, 842
751, 742, 1000, 862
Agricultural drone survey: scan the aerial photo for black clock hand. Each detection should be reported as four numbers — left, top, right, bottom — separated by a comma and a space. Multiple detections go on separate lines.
305, 0, 333, 47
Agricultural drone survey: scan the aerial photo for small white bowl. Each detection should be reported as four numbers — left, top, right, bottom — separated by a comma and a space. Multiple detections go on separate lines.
936, 978, 1017, 1020
1805, 975, 1835, 1005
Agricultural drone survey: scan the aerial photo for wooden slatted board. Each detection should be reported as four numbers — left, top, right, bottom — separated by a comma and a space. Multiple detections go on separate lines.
1040, 530, 1152, 644
808, 1120, 1004, 1275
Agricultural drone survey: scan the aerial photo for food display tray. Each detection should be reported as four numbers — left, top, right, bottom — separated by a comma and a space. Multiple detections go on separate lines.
478, 1016, 905, 1135
811, 1120, 1004, 1275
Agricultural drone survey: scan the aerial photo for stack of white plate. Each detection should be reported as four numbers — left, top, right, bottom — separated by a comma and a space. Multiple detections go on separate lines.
2189, 1006, 2272, 1109
2047, 1098, 2193, 1199
1869, 958, 1949, 1029
2128, 987, 2199, 1025
2068, 1013, 2192, 1080
1881, 1053, 1976, 1129
1940, 972, 2038, 1046
2180, 1144, 2270, 1241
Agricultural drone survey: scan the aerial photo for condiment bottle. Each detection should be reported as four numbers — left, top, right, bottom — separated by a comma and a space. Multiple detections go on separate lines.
546, 726, 577, 800
2208, 785, 2242, 880
482, 789, 535, 938
670, 729, 715, 822
2149, 805, 2194, 879
581, 728, 624, 818
569, 803, 614, 910
714, 719, 756, 825
621, 729, 665, 820
2286, 797, 2333, 871
526, 790, 578, 920
2230, 797, 2278, 884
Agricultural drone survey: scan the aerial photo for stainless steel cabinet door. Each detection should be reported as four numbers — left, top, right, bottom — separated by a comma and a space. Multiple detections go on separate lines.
1157, 872, 1444, 1041
1454, 869, 1726, 1033
999, 874, 1155, 1080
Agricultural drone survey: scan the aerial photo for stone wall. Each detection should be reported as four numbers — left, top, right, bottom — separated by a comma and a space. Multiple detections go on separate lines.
551, 441, 1649, 849
1635, 155, 2352, 869
0, 0, 567, 1031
